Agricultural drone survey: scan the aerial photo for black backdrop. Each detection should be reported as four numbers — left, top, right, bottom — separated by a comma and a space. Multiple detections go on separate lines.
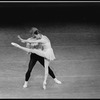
0, 2, 100, 26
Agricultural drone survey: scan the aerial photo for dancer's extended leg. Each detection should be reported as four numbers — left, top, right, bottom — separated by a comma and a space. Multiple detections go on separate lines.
43, 59, 50, 90
11, 42, 46, 58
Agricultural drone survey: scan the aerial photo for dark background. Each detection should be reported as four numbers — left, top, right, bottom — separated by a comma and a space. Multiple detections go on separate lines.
0, 2, 100, 47
0, 2, 100, 26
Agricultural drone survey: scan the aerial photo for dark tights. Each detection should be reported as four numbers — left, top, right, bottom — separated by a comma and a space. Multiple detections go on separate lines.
25, 53, 56, 81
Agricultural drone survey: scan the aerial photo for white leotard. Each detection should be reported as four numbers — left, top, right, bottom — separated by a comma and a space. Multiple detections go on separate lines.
35, 35, 56, 61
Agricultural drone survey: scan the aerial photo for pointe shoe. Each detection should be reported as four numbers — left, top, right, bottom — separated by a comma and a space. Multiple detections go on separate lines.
54, 78, 62, 84
43, 82, 46, 90
43, 84, 46, 90
11, 42, 20, 48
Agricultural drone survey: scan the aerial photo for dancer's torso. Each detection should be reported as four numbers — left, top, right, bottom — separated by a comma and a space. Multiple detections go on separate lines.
28, 35, 51, 51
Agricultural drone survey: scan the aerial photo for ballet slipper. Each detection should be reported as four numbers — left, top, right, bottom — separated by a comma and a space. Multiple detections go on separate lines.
23, 84, 27, 88
23, 81, 28, 88
54, 78, 62, 84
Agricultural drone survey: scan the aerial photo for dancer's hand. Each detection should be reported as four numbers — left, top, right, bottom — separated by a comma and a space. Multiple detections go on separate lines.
18, 35, 25, 43
18, 35, 22, 41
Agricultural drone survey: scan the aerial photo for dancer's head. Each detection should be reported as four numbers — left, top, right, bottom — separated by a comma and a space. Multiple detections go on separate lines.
30, 27, 42, 39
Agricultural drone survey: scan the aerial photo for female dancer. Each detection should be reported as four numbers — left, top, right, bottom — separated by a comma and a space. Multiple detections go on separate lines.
11, 27, 61, 89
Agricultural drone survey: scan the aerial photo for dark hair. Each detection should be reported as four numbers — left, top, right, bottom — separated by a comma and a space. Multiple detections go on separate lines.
34, 30, 39, 35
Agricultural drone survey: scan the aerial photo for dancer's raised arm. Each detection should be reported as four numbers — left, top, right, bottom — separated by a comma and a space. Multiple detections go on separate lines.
20, 36, 46, 44
25, 38, 44, 43
18, 35, 26, 43
18, 35, 41, 43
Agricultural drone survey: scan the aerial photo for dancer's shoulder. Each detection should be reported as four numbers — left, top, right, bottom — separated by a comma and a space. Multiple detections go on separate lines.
42, 35, 48, 39
42, 35, 50, 42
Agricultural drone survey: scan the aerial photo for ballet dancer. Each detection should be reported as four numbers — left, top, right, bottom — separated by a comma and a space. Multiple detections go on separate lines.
11, 27, 62, 89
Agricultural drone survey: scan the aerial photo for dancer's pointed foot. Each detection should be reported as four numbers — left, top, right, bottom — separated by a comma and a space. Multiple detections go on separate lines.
11, 42, 20, 48
54, 78, 62, 84
43, 82, 46, 90
43, 84, 46, 90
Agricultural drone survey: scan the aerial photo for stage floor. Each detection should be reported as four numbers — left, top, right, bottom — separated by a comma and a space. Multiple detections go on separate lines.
0, 45, 100, 98
0, 25, 100, 98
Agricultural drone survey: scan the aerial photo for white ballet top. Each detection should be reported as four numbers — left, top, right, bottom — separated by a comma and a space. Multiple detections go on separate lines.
26, 35, 56, 61
38, 35, 56, 61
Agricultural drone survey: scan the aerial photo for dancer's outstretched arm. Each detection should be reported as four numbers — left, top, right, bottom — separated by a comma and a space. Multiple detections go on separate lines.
18, 35, 46, 44
24, 38, 45, 43
18, 35, 35, 43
